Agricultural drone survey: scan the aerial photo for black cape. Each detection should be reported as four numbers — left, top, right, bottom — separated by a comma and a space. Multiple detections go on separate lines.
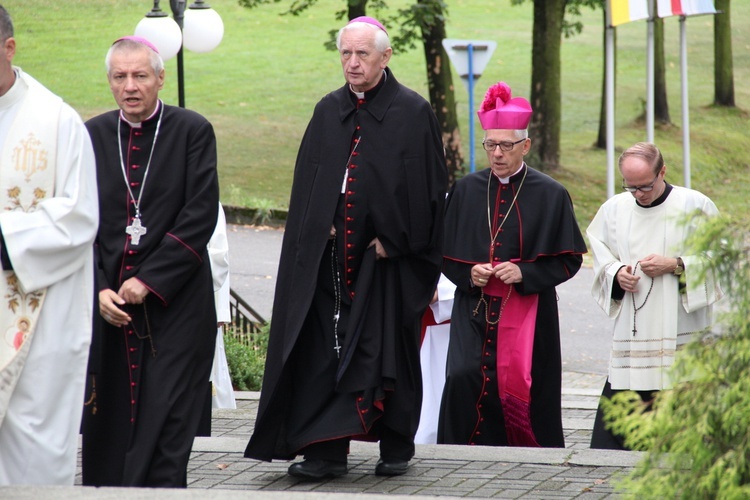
438, 165, 587, 447
245, 68, 447, 461
81, 103, 219, 486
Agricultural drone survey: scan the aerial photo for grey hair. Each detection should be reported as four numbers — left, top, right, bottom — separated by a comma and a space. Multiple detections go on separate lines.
105, 39, 164, 76
619, 142, 664, 175
336, 21, 390, 53
0, 5, 14, 41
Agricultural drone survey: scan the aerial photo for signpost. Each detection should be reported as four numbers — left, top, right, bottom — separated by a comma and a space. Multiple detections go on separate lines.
442, 39, 497, 172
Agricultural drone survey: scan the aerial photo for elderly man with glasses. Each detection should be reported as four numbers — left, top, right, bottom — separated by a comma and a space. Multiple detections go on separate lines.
587, 141, 722, 449
438, 81, 587, 448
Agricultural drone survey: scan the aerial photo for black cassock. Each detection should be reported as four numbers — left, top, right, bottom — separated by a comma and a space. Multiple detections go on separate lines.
438, 165, 587, 447
245, 68, 447, 461
82, 103, 219, 486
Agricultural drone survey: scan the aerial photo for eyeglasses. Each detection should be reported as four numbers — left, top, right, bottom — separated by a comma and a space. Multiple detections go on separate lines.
482, 138, 526, 152
621, 173, 660, 193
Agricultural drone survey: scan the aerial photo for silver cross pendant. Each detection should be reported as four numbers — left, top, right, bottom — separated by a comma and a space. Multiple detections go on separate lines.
126, 216, 148, 245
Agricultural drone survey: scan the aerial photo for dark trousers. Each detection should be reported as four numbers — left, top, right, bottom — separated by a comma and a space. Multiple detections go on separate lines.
590, 378, 656, 450
301, 422, 414, 463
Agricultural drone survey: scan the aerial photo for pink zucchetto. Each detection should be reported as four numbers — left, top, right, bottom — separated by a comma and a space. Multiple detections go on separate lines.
347, 16, 388, 35
113, 35, 160, 55
477, 81, 532, 130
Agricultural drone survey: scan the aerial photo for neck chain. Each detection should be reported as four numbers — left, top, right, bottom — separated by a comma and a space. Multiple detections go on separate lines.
331, 236, 342, 358
117, 102, 164, 245
631, 261, 655, 335
473, 167, 527, 324
486, 166, 527, 261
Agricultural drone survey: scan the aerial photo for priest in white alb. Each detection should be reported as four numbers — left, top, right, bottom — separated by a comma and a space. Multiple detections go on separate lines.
587, 141, 723, 449
0, 5, 99, 485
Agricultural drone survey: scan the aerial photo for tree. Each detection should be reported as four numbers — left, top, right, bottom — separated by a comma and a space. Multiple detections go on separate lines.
653, 16, 671, 124
603, 215, 750, 498
525, 0, 565, 172
714, 0, 735, 107
386, 1, 463, 183
512, 0, 600, 171
238, 0, 464, 182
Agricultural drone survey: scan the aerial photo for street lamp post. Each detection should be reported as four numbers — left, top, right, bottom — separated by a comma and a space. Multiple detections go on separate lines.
135, 0, 224, 108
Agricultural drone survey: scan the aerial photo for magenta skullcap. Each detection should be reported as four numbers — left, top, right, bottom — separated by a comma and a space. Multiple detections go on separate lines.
477, 81, 533, 130
347, 16, 388, 35
113, 35, 160, 55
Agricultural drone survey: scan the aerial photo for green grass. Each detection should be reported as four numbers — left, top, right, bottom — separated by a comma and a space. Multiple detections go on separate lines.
7, 0, 749, 227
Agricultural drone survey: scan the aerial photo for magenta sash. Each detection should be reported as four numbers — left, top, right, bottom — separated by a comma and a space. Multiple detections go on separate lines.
484, 278, 540, 446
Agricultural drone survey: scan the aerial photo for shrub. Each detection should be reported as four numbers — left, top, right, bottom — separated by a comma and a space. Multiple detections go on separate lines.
223, 322, 269, 392
604, 215, 750, 498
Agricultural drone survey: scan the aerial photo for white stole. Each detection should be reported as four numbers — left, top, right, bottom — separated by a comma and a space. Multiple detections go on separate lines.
0, 74, 61, 424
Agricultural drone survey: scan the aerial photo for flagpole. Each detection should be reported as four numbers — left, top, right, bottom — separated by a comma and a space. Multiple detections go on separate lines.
679, 15, 691, 188
605, 3, 615, 199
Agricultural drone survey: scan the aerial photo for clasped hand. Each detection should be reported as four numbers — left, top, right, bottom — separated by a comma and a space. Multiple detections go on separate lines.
471, 262, 522, 287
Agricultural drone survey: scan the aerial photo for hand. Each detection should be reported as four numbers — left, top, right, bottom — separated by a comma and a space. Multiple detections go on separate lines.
616, 265, 640, 293
368, 237, 388, 259
118, 277, 149, 304
471, 263, 494, 287
99, 289, 132, 327
492, 261, 523, 284
638, 254, 678, 277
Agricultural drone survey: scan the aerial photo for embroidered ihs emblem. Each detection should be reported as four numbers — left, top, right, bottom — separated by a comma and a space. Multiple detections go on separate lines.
12, 132, 48, 182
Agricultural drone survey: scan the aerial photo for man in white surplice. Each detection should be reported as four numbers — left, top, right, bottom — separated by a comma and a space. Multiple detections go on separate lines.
0, 5, 99, 485
587, 142, 722, 450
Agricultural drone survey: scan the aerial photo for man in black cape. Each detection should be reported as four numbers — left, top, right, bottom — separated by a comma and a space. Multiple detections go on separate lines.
244, 16, 447, 479
81, 36, 219, 487
437, 82, 586, 448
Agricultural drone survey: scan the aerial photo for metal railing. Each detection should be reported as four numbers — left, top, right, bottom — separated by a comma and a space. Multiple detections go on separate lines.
225, 288, 268, 348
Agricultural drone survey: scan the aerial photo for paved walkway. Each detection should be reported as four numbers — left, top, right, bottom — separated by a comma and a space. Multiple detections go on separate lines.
2, 371, 642, 499
1, 223, 646, 499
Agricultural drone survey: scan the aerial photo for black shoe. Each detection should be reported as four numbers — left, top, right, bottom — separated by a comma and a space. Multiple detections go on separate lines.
288, 459, 347, 480
375, 458, 409, 476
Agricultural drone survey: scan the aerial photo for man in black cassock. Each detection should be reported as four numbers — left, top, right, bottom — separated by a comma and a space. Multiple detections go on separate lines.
81, 37, 219, 487
437, 82, 587, 448
244, 16, 447, 479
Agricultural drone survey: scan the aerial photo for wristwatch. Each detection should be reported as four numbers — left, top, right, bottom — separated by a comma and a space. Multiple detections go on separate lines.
673, 257, 685, 276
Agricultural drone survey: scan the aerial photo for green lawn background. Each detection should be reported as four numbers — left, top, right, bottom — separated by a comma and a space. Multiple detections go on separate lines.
6, 0, 749, 227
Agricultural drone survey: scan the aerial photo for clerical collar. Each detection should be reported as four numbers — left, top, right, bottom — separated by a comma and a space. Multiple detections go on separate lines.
349, 69, 387, 102
636, 182, 672, 208
0, 68, 21, 109
493, 163, 526, 184
119, 99, 163, 128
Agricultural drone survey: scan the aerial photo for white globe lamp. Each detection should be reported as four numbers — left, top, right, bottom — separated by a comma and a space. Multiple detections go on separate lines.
183, 2, 224, 53
134, 11, 183, 61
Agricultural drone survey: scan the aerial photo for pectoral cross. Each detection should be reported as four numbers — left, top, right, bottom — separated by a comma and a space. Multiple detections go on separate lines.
126, 216, 147, 245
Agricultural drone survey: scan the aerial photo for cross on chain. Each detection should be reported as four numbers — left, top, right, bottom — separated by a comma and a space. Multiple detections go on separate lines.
126, 217, 148, 245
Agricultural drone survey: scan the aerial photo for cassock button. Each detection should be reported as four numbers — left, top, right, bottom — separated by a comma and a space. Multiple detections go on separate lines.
346, 243, 353, 248
476, 431, 481, 436
349, 164, 357, 169
347, 255, 354, 260
485, 352, 490, 357
131, 382, 136, 387
495, 242, 501, 247
346, 230, 353, 235
347, 190, 354, 195
347, 268, 353, 273
480, 418, 484, 422
346, 203, 353, 208
483, 391, 488, 396
485, 377, 490, 382
487, 339, 492, 343
346, 217, 354, 222
498, 214, 504, 218
500, 199, 506, 204
131, 400, 136, 404
131, 364, 137, 369
128, 330, 134, 335
356, 125, 361, 130
348, 177, 355, 183
130, 347, 137, 352
347, 280, 352, 285
130, 181, 140, 187
125, 266, 133, 270
478, 404, 483, 409
470, 442, 476, 446
352, 151, 359, 156
131, 164, 140, 169
130, 418, 135, 423
132, 145, 141, 151
357, 397, 363, 402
